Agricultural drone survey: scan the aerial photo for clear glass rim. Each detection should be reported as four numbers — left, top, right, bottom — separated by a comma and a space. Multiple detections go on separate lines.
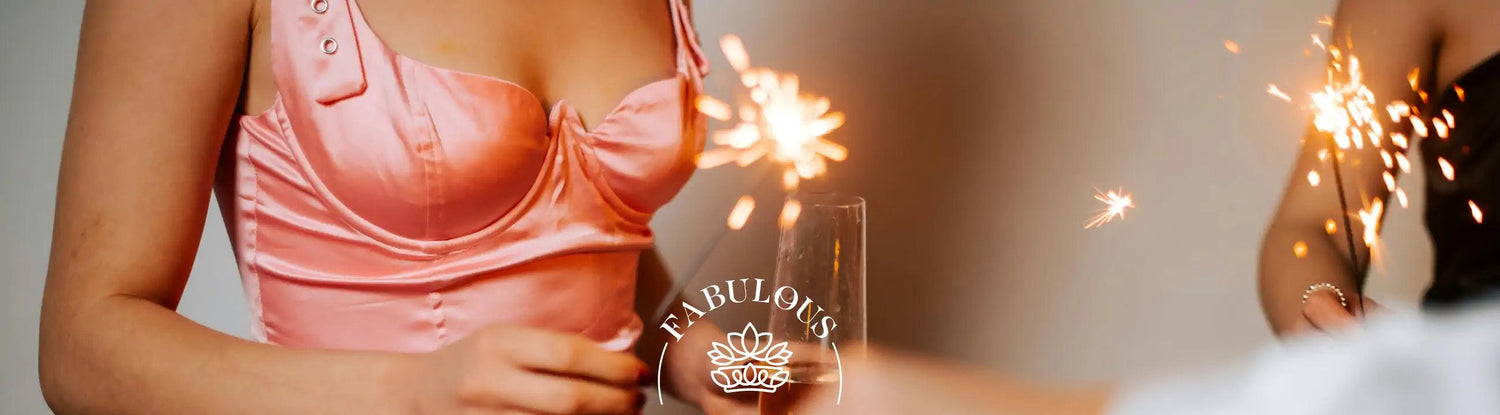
790, 192, 866, 208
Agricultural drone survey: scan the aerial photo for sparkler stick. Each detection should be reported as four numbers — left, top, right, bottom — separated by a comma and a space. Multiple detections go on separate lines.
1325, 145, 1365, 315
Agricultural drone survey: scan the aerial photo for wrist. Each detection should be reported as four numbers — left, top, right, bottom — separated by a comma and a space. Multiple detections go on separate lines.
377, 352, 422, 415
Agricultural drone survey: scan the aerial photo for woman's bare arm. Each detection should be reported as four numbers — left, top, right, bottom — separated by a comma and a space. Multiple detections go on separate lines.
38, 2, 407, 413
1258, 0, 1437, 336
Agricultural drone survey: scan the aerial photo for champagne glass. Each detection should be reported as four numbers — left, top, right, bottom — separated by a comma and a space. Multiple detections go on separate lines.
758, 193, 867, 415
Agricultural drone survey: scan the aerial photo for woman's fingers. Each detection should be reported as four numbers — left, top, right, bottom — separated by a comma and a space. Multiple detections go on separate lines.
1347, 295, 1385, 318
491, 327, 645, 387
1301, 290, 1356, 332
496, 369, 642, 415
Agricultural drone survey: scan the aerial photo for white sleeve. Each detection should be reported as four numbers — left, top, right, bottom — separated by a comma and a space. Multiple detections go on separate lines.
1107, 305, 1500, 415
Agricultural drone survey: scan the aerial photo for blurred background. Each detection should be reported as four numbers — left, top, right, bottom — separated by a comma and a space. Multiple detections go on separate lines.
0, 0, 1434, 413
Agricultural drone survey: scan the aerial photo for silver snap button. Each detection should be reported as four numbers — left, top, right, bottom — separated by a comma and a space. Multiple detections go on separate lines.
320, 37, 338, 54
310, 0, 329, 13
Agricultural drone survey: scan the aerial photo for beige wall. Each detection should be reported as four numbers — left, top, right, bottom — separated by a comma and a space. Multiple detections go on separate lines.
1, 1, 1433, 413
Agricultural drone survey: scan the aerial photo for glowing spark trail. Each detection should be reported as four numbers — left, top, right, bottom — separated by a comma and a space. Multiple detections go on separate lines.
1471, 200, 1484, 224
1267, 84, 1293, 102
1224, 40, 1241, 54
727, 196, 755, 230
1085, 188, 1134, 229
695, 35, 849, 229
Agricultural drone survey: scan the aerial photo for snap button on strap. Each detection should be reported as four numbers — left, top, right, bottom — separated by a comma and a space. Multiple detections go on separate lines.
320, 37, 338, 54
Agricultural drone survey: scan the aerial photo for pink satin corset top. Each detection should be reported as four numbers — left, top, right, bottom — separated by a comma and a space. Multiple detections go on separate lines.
217, 0, 707, 352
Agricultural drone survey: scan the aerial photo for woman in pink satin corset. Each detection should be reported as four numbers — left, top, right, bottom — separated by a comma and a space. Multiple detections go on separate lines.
41, 0, 743, 413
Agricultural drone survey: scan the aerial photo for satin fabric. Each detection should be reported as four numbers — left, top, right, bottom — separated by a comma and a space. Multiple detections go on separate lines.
217, 0, 707, 352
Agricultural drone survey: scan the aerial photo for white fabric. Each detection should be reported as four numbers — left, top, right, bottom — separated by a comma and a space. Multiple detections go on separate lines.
1108, 304, 1500, 415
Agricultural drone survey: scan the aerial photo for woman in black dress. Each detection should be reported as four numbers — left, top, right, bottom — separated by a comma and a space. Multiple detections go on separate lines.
1260, 0, 1500, 336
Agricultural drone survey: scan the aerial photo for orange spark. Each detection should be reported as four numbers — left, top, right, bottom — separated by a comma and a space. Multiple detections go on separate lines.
1223, 40, 1241, 54
1386, 101, 1411, 122
1307, 170, 1321, 186
1396, 188, 1409, 208
1471, 200, 1484, 224
1455, 85, 1466, 101
727, 196, 756, 230
1267, 84, 1293, 102
1293, 241, 1309, 258
779, 199, 802, 229
1382, 171, 1396, 192
720, 35, 750, 72
1085, 188, 1135, 229
1408, 67, 1421, 91
1439, 157, 1455, 181
1434, 117, 1449, 138
1396, 152, 1411, 173
1358, 198, 1384, 248
1391, 132, 1409, 149
1410, 115, 1428, 138
1325, 219, 1338, 234
697, 35, 850, 231
696, 96, 733, 121
1442, 109, 1455, 128
1317, 16, 1335, 26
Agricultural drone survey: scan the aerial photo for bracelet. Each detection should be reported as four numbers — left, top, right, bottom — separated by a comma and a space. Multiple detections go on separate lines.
1302, 283, 1347, 307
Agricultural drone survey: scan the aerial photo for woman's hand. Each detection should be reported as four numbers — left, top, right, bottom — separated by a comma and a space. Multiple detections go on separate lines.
1289, 290, 1384, 336
399, 324, 647, 414
657, 323, 758, 415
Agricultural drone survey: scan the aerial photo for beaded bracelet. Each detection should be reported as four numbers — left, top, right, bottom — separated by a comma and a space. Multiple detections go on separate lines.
1301, 283, 1347, 308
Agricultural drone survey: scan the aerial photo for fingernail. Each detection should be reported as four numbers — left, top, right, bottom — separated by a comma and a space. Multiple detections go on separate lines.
638, 367, 655, 385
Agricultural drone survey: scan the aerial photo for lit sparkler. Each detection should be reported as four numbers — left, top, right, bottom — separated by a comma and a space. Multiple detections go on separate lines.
1265, 20, 1457, 313
695, 34, 848, 229
1085, 188, 1134, 229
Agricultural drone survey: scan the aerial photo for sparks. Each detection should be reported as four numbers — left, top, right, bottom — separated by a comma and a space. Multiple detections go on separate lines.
779, 199, 803, 230
1224, 40, 1241, 54
1358, 198, 1384, 248
1267, 84, 1293, 102
1307, 170, 1321, 186
1382, 171, 1396, 192
1410, 116, 1428, 138
726, 196, 755, 230
1471, 200, 1484, 224
697, 34, 849, 230
1439, 157, 1455, 181
1317, 15, 1335, 26
1293, 241, 1309, 258
1396, 188, 1409, 208
1433, 117, 1449, 138
1395, 152, 1411, 173
1085, 188, 1135, 229
1442, 109, 1456, 128
1408, 67, 1421, 91
1325, 219, 1338, 234
1455, 85, 1466, 101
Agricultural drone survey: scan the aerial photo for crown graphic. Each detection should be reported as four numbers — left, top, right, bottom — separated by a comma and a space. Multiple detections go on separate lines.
707, 323, 794, 393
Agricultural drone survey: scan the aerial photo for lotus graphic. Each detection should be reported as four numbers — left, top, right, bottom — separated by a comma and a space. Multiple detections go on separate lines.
706, 323, 794, 393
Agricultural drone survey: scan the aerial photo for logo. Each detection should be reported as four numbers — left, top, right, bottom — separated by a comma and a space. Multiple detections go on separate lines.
707, 323, 794, 393
651, 277, 845, 406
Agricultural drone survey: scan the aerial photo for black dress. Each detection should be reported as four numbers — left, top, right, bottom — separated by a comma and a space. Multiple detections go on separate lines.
1420, 52, 1500, 307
